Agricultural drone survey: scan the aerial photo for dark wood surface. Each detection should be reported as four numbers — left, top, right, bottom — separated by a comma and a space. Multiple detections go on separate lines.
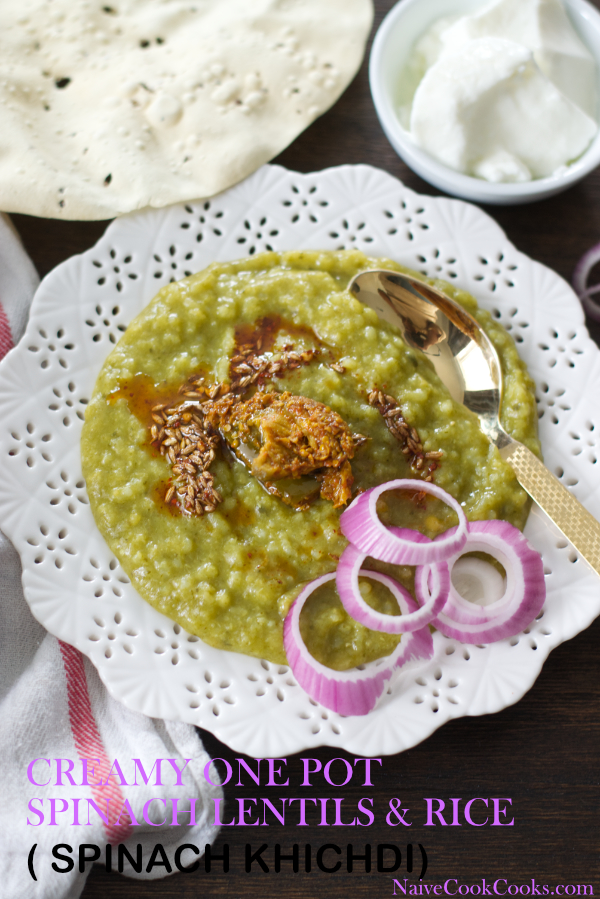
11, 1, 600, 895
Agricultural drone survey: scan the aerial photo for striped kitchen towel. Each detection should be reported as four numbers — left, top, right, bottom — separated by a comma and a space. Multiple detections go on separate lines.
0, 214, 222, 899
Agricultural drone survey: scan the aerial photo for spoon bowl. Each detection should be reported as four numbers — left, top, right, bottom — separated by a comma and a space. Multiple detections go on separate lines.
349, 269, 600, 575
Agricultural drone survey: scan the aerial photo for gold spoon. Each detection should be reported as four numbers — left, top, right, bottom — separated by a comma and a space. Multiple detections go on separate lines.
349, 269, 600, 576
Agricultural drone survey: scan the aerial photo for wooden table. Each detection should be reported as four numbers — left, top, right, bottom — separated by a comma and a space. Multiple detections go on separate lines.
12, 2, 600, 895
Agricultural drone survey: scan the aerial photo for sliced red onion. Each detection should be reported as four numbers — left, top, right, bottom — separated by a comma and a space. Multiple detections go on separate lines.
573, 241, 600, 322
284, 571, 433, 716
414, 559, 451, 619
431, 520, 546, 643
340, 479, 468, 566
336, 529, 449, 633
362, 570, 434, 669
394, 609, 434, 672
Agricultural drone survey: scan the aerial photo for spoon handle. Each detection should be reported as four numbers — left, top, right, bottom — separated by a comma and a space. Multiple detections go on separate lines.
500, 441, 600, 576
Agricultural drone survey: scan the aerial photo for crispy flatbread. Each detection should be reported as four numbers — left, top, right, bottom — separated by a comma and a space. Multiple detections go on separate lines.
0, 0, 373, 219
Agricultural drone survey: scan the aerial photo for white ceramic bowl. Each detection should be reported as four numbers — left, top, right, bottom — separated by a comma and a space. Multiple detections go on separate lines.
369, 0, 600, 204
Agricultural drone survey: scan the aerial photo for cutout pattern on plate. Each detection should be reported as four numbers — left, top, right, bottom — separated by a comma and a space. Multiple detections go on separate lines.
0, 164, 599, 756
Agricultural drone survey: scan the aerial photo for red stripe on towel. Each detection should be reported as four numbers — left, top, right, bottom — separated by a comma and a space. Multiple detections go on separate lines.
4, 279, 132, 845
59, 640, 134, 844
0, 302, 13, 360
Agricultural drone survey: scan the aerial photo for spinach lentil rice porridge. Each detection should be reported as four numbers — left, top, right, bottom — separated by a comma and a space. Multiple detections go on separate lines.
81, 250, 540, 669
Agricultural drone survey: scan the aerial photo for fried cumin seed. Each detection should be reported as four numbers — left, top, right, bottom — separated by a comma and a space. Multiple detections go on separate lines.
367, 388, 442, 482
152, 338, 374, 516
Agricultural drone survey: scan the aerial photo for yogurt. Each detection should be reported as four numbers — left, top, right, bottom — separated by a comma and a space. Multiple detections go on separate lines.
401, 0, 598, 182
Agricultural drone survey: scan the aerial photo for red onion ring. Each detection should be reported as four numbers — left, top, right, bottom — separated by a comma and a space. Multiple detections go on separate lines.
284, 479, 546, 714
340, 479, 468, 566
336, 529, 449, 633
283, 571, 433, 716
430, 520, 546, 643
573, 241, 600, 322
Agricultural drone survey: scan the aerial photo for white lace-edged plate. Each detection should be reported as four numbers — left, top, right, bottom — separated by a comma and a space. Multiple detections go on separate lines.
1, 164, 599, 757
